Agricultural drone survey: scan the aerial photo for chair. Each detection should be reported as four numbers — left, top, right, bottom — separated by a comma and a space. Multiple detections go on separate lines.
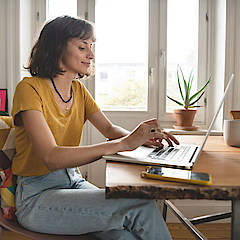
0, 211, 98, 240
0, 116, 99, 239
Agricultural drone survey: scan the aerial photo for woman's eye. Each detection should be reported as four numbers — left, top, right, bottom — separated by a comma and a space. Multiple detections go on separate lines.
79, 47, 85, 50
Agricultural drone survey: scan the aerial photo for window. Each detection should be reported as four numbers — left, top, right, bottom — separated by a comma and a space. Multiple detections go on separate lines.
93, 0, 208, 125
158, 0, 208, 124
47, 0, 77, 19
44, 0, 208, 126
95, 0, 148, 111
166, 0, 199, 113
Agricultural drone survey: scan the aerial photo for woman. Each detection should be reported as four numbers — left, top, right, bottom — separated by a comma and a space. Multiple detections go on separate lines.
12, 15, 178, 239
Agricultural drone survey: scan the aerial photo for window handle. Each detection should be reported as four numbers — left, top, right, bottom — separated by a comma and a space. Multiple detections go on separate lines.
160, 50, 166, 68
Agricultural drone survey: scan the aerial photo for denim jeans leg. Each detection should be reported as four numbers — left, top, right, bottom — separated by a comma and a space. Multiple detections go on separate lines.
15, 169, 172, 240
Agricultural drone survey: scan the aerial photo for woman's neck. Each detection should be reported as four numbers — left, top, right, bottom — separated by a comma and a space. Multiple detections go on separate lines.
48, 74, 73, 101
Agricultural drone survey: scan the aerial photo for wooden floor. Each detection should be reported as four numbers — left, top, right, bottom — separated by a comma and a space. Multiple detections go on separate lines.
168, 223, 231, 240
0, 223, 231, 240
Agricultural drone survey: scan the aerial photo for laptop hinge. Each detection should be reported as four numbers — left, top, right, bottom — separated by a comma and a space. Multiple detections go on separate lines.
189, 147, 198, 163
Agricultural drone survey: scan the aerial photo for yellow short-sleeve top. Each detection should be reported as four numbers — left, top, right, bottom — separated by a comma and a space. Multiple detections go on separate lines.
11, 77, 100, 177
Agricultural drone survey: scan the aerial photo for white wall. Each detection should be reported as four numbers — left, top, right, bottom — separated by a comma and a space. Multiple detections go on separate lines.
207, 0, 226, 130
20, 0, 47, 80
0, 1, 7, 89
0, 0, 46, 113
20, 0, 35, 80
0, 0, 21, 113
223, 0, 240, 120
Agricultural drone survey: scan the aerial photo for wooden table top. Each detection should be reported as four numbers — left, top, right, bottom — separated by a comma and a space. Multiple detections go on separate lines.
105, 136, 240, 200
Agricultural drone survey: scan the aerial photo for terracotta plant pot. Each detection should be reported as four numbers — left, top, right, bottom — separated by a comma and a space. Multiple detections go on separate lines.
174, 109, 197, 127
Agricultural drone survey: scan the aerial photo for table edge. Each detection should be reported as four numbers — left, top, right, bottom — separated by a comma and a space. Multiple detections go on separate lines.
105, 184, 240, 200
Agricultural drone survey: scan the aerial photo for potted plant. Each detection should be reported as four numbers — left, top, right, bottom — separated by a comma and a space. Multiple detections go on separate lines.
167, 65, 211, 130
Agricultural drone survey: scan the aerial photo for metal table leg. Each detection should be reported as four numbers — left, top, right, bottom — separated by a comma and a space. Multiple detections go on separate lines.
231, 200, 240, 240
165, 200, 208, 240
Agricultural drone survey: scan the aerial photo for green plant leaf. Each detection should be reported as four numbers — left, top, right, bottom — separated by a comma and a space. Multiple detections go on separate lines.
189, 76, 211, 103
188, 67, 194, 90
178, 66, 190, 106
188, 105, 203, 108
177, 66, 184, 101
166, 95, 184, 106
166, 65, 211, 109
189, 91, 205, 106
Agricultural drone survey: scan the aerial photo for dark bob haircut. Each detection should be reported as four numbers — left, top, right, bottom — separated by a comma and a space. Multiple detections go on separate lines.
26, 15, 96, 79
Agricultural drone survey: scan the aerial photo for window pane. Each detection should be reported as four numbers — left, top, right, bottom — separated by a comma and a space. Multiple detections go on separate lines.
166, 0, 199, 112
95, 0, 148, 111
47, 0, 77, 19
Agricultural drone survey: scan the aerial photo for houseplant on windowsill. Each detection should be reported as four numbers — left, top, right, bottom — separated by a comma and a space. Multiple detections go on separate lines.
167, 65, 211, 130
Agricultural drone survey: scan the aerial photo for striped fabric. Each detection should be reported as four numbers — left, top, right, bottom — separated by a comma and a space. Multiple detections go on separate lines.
0, 116, 17, 220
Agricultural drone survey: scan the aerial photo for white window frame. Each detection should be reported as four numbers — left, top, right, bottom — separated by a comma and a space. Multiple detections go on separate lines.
84, 0, 158, 122
84, 0, 209, 128
158, 0, 209, 126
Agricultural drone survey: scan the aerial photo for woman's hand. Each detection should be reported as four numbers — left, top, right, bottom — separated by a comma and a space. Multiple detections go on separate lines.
143, 131, 179, 148
121, 118, 179, 151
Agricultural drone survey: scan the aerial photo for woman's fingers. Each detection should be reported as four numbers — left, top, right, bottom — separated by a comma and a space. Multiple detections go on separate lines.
162, 131, 180, 145
124, 118, 180, 151
145, 126, 179, 147
144, 138, 164, 148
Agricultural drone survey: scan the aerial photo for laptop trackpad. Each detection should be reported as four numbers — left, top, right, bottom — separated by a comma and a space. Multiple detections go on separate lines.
118, 146, 155, 158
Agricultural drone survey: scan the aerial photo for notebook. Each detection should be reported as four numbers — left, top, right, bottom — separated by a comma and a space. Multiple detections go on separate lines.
103, 74, 234, 169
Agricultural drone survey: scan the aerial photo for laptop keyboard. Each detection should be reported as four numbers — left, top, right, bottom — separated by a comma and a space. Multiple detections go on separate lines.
147, 146, 191, 162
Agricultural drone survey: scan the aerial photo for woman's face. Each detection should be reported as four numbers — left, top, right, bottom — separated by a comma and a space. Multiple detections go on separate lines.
61, 37, 94, 76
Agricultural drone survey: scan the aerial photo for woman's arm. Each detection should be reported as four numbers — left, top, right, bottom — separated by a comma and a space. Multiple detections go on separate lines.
88, 110, 130, 140
89, 111, 179, 147
21, 109, 125, 171
21, 109, 178, 171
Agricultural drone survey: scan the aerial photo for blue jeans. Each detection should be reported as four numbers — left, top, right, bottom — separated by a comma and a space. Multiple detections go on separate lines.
15, 168, 172, 240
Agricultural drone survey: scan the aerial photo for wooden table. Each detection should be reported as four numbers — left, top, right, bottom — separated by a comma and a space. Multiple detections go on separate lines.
105, 136, 240, 239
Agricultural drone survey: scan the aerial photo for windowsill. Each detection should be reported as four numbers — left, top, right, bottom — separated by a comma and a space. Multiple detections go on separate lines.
164, 128, 223, 136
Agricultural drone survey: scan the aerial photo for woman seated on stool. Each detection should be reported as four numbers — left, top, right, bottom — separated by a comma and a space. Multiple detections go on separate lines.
12, 15, 179, 240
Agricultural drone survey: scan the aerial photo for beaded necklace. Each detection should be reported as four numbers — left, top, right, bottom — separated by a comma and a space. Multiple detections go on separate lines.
50, 78, 73, 111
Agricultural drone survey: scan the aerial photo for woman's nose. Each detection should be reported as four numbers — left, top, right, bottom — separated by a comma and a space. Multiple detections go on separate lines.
87, 48, 95, 60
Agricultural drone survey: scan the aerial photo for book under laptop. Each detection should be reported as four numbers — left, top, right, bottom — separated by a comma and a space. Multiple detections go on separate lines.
103, 74, 234, 169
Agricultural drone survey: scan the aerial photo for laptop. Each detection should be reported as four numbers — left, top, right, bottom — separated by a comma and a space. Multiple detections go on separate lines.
103, 74, 234, 169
